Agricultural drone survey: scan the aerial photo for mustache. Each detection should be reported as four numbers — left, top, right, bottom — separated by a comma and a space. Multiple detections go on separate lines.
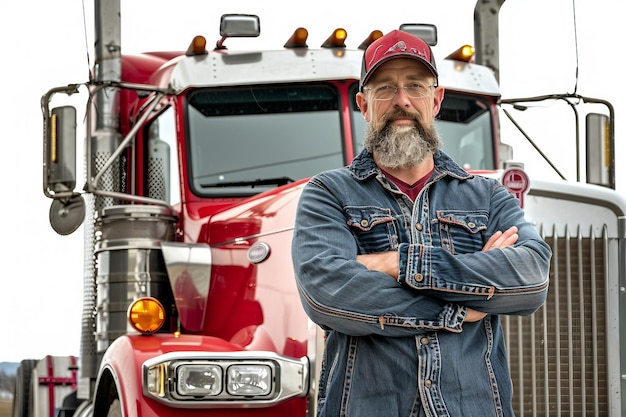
380, 109, 427, 135
382, 109, 422, 124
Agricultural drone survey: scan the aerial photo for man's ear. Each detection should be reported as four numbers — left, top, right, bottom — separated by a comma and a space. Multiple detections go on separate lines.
356, 92, 370, 122
432, 86, 445, 117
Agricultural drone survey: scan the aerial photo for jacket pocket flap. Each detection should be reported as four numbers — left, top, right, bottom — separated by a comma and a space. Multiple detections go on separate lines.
436, 210, 488, 234
346, 206, 394, 231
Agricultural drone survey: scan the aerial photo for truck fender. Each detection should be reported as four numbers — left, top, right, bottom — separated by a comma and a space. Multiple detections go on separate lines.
92, 336, 145, 417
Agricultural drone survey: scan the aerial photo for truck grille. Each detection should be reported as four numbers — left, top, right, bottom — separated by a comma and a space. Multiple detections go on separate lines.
504, 224, 608, 416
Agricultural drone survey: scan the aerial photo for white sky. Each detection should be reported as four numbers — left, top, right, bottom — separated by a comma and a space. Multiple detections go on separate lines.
0, 0, 623, 362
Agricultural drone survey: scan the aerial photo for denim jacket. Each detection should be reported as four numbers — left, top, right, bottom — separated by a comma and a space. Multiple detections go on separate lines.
292, 149, 551, 417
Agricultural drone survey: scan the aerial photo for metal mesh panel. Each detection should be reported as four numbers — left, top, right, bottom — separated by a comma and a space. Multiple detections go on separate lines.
93, 151, 120, 211
147, 143, 168, 202
79, 149, 120, 381
504, 224, 608, 416
80, 193, 98, 381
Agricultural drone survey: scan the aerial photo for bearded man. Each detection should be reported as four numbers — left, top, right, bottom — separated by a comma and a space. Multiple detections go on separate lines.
291, 29, 551, 417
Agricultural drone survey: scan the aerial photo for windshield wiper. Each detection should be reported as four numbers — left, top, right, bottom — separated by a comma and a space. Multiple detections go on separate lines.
200, 176, 295, 188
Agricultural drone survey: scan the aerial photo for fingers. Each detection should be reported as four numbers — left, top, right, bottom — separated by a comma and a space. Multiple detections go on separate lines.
501, 228, 519, 247
465, 308, 488, 322
356, 252, 399, 279
482, 231, 502, 251
482, 226, 518, 251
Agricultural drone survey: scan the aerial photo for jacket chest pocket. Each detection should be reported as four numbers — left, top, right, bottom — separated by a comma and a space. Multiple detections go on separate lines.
346, 206, 399, 253
436, 210, 488, 254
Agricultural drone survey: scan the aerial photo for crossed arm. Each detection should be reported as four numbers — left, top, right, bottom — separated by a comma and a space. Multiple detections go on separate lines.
356, 226, 519, 322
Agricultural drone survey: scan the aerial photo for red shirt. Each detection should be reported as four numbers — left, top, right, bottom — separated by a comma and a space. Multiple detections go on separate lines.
382, 168, 434, 201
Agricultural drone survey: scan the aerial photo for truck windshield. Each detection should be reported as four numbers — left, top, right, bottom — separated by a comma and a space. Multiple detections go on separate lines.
186, 84, 496, 197
350, 88, 495, 171
187, 84, 344, 197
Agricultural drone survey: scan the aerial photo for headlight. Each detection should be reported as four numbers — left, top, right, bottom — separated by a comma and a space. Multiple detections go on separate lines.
142, 351, 309, 408
226, 364, 271, 396
177, 364, 222, 396
169, 361, 274, 400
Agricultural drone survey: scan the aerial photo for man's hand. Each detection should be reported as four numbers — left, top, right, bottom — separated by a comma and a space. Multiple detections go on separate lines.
465, 308, 487, 322
482, 226, 518, 251
356, 252, 399, 279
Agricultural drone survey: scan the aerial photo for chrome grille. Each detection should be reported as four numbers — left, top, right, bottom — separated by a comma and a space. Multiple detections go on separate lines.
504, 224, 609, 416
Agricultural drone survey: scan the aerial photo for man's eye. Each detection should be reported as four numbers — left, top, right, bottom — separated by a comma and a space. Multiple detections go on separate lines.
376, 86, 394, 92
407, 83, 424, 90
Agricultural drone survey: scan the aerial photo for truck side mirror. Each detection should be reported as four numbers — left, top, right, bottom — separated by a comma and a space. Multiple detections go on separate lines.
44, 105, 85, 235
586, 113, 614, 189
45, 106, 77, 195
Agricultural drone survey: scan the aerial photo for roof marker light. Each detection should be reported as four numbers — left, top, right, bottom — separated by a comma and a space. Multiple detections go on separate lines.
321, 28, 347, 48
446, 45, 475, 62
284, 27, 309, 48
186, 35, 208, 56
358, 30, 383, 50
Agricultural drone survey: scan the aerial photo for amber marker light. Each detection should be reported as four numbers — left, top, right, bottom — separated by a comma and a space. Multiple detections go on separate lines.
284, 27, 309, 48
128, 297, 166, 334
321, 28, 347, 48
358, 30, 383, 50
446, 45, 475, 62
50, 112, 58, 163
186, 35, 208, 56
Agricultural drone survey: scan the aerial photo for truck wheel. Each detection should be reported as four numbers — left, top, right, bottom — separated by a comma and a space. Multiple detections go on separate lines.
11, 359, 37, 417
106, 399, 122, 417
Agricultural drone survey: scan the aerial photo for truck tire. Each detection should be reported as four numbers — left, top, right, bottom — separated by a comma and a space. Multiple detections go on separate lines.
106, 399, 122, 417
11, 359, 37, 417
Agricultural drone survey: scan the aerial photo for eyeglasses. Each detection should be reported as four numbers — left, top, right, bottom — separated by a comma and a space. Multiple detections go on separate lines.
363, 83, 436, 100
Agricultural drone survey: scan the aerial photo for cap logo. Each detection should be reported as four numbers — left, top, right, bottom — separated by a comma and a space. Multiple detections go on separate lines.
386, 40, 428, 60
385, 41, 411, 55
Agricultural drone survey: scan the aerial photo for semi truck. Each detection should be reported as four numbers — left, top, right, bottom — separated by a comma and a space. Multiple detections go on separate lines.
13, 0, 626, 416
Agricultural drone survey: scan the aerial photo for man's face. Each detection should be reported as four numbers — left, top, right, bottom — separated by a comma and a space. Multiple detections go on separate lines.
356, 58, 445, 169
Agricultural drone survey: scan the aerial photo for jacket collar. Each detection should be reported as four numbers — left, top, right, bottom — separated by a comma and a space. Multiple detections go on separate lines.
349, 148, 473, 182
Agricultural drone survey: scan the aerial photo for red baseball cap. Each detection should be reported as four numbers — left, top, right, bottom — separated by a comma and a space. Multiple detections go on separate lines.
360, 29, 438, 91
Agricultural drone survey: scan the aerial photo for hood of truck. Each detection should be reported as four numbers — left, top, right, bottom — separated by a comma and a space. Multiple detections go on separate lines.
196, 180, 306, 247
173, 181, 310, 351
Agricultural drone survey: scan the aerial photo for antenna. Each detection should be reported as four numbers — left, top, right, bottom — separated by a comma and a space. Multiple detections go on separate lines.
570, 0, 580, 94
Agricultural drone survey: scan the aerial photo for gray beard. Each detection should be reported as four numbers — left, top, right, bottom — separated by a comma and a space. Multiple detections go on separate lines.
363, 111, 442, 169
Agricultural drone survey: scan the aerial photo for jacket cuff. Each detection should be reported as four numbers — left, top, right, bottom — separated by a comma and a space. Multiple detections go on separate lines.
397, 242, 409, 285
445, 304, 466, 332
398, 243, 430, 289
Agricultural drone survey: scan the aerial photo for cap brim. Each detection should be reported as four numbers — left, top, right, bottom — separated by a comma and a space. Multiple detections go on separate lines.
360, 54, 438, 91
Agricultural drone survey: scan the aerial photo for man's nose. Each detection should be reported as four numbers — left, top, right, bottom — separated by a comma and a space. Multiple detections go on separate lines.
391, 87, 412, 107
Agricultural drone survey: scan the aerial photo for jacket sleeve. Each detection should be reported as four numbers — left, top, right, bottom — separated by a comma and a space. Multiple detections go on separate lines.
397, 182, 552, 316
292, 176, 467, 337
